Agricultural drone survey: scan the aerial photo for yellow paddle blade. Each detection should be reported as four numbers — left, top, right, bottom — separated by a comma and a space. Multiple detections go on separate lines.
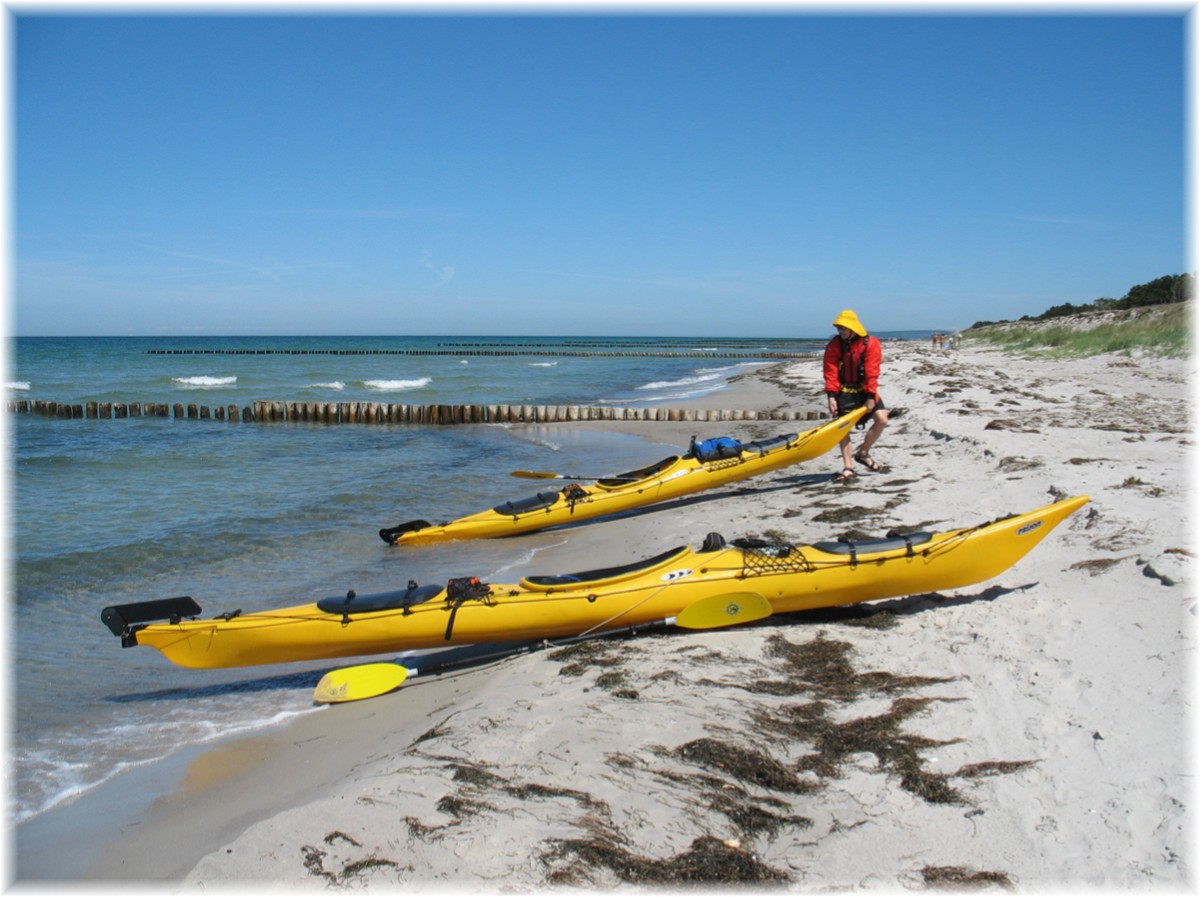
510, 470, 561, 479
313, 662, 409, 704
675, 592, 772, 630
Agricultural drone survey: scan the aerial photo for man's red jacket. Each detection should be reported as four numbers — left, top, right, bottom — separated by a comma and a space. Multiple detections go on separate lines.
823, 335, 882, 398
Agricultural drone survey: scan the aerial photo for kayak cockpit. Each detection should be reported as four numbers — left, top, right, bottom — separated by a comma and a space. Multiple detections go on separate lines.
741, 433, 798, 455
316, 582, 445, 617
597, 456, 679, 488
522, 544, 691, 590
811, 531, 934, 556
492, 491, 562, 517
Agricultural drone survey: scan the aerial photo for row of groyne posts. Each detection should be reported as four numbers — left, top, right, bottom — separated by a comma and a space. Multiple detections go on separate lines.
10, 346, 831, 424
6, 399, 831, 425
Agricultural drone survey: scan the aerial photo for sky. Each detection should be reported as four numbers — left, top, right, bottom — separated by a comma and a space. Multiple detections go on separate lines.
10, 6, 1191, 337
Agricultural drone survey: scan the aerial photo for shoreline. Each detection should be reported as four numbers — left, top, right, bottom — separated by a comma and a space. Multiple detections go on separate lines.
14, 340, 1194, 888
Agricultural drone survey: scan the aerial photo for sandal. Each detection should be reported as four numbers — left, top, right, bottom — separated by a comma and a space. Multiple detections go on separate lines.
833, 467, 857, 482
854, 451, 882, 472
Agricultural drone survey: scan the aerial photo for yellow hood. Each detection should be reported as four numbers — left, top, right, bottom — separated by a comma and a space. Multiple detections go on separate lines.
832, 309, 867, 337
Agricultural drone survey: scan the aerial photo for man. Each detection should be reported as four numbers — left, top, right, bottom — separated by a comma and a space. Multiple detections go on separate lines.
823, 309, 888, 482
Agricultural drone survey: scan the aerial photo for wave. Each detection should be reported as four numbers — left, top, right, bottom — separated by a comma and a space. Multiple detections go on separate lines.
637, 372, 723, 391
600, 362, 771, 406
172, 376, 237, 389
488, 539, 568, 579
362, 378, 432, 392
308, 381, 346, 391
528, 362, 558, 368
15, 701, 321, 825
7, 381, 30, 391
635, 363, 746, 392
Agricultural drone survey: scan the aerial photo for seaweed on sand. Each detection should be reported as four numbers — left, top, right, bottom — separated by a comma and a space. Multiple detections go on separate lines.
544, 834, 789, 885
674, 737, 817, 794
921, 864, 1015, 889
743, 633, 1022, 805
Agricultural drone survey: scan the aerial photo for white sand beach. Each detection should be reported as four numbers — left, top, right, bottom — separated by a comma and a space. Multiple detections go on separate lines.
21, 339, 1194, 889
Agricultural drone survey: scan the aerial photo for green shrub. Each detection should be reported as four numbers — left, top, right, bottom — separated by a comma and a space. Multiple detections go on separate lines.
966, 304, 1191, 357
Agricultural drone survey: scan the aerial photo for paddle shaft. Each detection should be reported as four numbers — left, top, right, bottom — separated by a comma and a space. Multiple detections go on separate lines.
315, 591, 771, 703
405, 616, 676, 680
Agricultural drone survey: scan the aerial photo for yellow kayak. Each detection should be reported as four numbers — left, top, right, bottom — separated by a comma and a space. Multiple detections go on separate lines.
102, 495, 1088, 670
379, 408, 868, 545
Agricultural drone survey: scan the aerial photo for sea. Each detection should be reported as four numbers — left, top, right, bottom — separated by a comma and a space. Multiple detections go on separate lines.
8, 334, 837, 829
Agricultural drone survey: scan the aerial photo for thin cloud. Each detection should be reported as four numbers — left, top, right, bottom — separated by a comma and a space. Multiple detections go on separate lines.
74, 233, 306, 280
420, 249, 454, 288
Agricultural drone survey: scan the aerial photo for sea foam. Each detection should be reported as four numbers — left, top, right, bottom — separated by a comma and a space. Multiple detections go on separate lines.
172, 376, 238, 388
363, 378, 432, 391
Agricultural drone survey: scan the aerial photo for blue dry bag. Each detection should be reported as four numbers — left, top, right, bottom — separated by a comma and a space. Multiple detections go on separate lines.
691, 435, 743, 462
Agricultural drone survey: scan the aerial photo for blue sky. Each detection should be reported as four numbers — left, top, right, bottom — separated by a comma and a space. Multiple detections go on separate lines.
12, 10, 1189, 337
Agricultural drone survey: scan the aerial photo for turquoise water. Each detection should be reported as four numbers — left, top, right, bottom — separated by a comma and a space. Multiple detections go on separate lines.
9, 335, 824, 825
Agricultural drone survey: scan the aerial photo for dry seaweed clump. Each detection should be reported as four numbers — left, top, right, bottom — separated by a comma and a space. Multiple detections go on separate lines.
746, 693, 970, 804
704, 787, 813, 839
674, 737, 817, 794
634, 751, 814, 840
301, 844, 406, 884
1069, 556, 1126, 576
740, 633, 1037, 806
543, 834, 789, 885
760, 632, 955, 701
442, 758, 608, 813
550, 638, 627, 677
921, 864, 1015, 890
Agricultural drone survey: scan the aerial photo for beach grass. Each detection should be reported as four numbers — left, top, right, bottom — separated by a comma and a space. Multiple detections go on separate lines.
964, 302, 1191, 357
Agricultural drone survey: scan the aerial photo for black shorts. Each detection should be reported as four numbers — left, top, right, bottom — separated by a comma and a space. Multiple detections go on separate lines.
836, 391, 885, 428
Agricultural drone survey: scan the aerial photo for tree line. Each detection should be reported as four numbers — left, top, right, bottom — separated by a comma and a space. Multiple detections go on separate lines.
971, 273, 1192, 329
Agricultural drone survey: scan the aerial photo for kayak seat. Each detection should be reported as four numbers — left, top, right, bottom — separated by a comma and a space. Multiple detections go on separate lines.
525, 545, 690, 587
812, 532, 933, 556
599, 456, 678, 487
317, 583, 445, 616
493, 491, 562, 516
741, 434, 797, 455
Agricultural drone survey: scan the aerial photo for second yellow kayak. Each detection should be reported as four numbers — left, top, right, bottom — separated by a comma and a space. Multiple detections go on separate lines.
379, 407, 867, 545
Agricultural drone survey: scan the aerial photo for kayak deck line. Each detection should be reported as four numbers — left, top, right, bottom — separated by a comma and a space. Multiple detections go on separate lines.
381, 411, 868, 545
7, 399, 837, 425
102, 495, 1090, 670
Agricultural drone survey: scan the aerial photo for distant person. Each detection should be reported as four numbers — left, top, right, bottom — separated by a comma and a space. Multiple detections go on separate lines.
824, 309, 889, 482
